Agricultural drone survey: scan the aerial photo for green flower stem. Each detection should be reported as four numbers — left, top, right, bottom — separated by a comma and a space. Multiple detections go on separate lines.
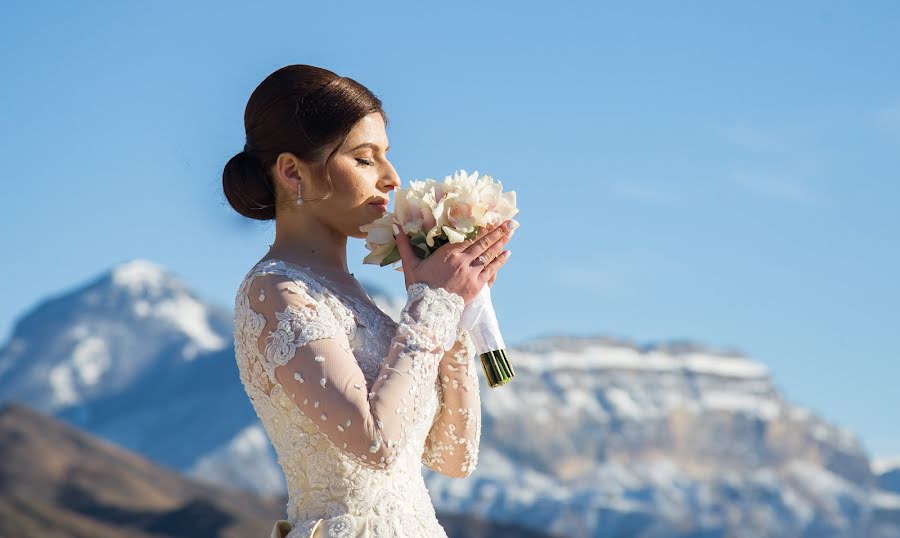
479, 349, 515, 388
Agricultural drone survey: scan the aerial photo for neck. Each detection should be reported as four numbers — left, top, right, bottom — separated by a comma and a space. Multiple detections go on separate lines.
268, 212, 350, 275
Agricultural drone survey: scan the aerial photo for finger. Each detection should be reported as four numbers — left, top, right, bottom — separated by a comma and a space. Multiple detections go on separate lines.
463, 219, 511, 258
393, 229, 417, 268
478, 249, 511, 283
488, 272, 496, 287
472, 229, 512, 267
452, 220, 502, 252
476, 222, 499, 238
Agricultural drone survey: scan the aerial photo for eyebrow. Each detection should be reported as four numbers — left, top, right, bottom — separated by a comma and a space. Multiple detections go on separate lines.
348, 142, 389, 152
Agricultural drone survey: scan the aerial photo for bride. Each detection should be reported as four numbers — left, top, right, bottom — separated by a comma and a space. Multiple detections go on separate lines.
221, 64, 514, 537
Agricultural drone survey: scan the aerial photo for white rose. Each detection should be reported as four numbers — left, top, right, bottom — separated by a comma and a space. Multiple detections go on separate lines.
360, 169, 518, 269
443, 181, 485, 238
359, 214, 397, 266
394, 182, 437, 238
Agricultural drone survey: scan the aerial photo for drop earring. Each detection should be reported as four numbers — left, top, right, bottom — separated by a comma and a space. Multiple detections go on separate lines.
296, 179, 304, 206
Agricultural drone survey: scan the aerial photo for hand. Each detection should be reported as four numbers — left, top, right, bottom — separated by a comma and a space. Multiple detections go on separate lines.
483, 225, 515, 288
394, 219, 514, 306
460, 221, 515, 291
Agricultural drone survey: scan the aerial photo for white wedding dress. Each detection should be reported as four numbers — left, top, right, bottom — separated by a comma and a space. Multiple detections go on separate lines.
233, 259, 482, 537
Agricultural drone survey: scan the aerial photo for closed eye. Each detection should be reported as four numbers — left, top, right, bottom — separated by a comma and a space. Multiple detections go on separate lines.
356, 158, 374, 167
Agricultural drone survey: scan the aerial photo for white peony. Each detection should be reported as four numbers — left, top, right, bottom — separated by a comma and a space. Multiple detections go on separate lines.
359, 169, 519, 271
358, 213, 403, 271
358, 169, 519, 388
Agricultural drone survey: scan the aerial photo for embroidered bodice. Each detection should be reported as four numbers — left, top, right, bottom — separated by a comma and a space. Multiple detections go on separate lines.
233, 259, 482, 537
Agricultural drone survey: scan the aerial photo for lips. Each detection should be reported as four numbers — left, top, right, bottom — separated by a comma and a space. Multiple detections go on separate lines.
369, 199, 389, 209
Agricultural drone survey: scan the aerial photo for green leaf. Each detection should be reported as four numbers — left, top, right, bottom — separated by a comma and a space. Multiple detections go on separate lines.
380, 244, 401, 266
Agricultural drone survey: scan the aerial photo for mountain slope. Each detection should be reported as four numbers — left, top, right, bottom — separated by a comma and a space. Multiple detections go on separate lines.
0, 401, 285, 538
0, 401, 560, 538
420, 335, 900, 537
0, 259, 232, 413
1, 258, 899, 537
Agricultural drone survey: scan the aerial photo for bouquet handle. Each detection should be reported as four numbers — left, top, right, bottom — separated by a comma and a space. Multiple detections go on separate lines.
457, 285, 515, 387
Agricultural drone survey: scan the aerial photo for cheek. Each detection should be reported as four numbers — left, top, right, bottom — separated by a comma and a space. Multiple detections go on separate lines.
322, 162, 377, 234
330, 162, 369, 201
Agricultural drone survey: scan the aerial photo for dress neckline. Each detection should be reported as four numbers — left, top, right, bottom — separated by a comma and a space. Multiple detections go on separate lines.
252, 258, 386, 320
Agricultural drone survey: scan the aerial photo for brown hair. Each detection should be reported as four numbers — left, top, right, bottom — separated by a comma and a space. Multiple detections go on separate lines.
222, 65, 388, 221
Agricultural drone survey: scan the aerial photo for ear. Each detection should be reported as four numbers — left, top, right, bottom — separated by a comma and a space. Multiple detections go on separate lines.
272, 152, 317, 199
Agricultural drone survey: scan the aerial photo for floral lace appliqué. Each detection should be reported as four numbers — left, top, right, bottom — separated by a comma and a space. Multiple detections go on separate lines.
233, 259, 477, 537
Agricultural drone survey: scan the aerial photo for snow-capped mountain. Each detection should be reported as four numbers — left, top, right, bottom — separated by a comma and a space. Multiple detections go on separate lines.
426, 335, 900, 537
1, 258, 898, 538
875, 457, 900, 495
0, 257, 401, 477
0, 259, 232, 412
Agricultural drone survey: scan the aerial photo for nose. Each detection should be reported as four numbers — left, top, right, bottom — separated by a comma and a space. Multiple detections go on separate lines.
379, 161, 401, 192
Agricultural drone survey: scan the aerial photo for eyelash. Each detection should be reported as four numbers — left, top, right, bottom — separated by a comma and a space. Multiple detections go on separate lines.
356, 158, 374, 167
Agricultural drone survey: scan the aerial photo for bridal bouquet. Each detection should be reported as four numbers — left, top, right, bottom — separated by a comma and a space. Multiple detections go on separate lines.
359, 170, 518, 388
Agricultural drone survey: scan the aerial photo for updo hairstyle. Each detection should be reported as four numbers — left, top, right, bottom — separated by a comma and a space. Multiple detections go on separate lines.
222, 64, 387, 220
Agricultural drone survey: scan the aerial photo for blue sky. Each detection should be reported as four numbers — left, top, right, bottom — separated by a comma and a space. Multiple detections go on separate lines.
1, 2, 898, 458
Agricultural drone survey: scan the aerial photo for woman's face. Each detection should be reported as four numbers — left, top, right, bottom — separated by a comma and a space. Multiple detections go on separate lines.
304, 112, 401, 239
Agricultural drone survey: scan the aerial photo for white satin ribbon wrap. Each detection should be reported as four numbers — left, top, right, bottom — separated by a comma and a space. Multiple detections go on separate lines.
443, 284, 505, 353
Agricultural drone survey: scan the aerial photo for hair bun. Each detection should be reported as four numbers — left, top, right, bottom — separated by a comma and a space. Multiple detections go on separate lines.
222, 64, 386, 221
222, 150, 275, 221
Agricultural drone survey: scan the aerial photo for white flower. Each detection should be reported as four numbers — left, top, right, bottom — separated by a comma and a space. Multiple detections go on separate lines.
394, 181, 437, 238
440, 172, 483, 242
359, 213, 399, 267
359, 169, 519, 267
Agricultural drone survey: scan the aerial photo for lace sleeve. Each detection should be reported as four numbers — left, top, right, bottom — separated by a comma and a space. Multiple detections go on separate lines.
246, 272, 465, 470
421, 325, 482, 478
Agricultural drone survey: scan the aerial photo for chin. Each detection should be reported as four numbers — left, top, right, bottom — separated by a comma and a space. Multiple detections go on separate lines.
349, 225, 369, 240
353, 213, 380, 238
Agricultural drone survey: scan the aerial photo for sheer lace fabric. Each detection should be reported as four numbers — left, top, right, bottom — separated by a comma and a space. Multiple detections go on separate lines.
233, 259, 482, 537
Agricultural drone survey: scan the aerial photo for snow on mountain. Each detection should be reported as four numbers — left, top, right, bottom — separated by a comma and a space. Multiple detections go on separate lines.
0, 258, 232, 413
1, 259, 899, 537
0, 257, 400, 496
875, 456, 900, 497
188, 423, 287, 497
420, 335, 892, 537
875, 457, 900, 476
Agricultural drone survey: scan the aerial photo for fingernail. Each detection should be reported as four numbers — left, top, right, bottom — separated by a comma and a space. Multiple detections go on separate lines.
505, 220, 518, 231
